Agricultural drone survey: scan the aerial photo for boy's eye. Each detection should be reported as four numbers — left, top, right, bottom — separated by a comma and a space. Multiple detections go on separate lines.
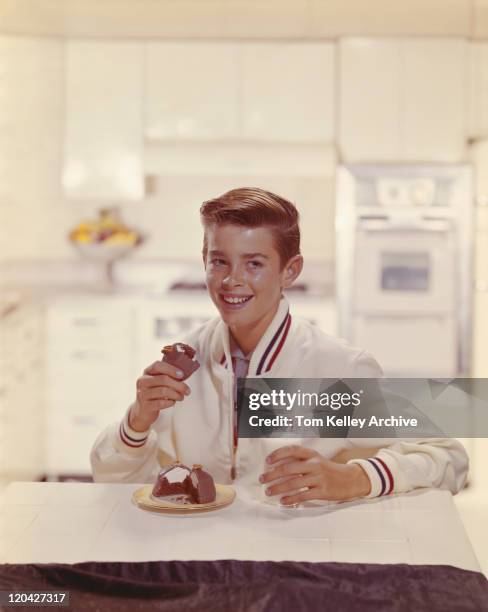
211, 258, 226, 266
248, 260, 263, 269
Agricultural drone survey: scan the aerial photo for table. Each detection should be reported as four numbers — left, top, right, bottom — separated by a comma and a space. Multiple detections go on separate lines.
0, 482, 480, 571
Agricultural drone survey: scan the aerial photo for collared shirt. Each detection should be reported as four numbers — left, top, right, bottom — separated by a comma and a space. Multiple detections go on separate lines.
229, 334, 252, 462
229, 333, 252, 400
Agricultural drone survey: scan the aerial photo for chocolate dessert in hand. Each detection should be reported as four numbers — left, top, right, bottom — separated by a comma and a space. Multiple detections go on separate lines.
152, 462, 216, 504
161, 343, 200, 381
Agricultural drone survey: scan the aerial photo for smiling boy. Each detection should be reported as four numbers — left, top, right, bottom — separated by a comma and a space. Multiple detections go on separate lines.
91, 188, 468, 504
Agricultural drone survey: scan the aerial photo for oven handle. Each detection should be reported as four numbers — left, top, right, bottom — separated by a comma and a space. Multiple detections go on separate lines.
358, 313, 454, 320
358, 217, 452, 232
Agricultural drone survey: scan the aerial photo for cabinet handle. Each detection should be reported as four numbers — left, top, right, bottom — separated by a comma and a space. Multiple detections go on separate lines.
71, 317, 100, 327
72, 415, 97, 426
72, 350, 104, 359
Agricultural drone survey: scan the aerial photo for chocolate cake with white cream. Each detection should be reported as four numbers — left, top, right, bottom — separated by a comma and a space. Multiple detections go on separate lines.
152, 463, 216, 504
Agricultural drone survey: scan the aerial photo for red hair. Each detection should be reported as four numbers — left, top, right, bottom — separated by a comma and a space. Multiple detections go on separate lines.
200, 187, 300, 269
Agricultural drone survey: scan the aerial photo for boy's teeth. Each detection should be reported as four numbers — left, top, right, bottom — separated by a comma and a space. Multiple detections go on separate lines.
223, 296, 251, 304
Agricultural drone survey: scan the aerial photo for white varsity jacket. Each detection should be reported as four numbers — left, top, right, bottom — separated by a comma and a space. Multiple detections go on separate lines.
90, 296, 468, 498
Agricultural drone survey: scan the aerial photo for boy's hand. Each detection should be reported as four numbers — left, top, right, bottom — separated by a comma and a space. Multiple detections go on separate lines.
259, 445, 371, 505
129, 361, 191, 432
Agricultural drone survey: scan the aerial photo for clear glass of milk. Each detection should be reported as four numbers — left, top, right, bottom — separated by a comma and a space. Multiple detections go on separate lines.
260, 437, 302, 507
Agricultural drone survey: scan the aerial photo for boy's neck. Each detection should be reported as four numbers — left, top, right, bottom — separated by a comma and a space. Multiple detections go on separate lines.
228, 301, 280, 356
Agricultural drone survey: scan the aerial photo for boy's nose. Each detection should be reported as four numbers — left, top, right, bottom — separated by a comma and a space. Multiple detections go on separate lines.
222, 267, 245, 287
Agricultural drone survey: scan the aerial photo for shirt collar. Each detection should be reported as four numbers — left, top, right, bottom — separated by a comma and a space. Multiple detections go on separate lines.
229, 333, 252, 361
218, 296, 291, 376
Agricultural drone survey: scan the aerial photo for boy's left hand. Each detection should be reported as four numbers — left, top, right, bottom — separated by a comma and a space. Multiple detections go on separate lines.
259, 445, 371, 505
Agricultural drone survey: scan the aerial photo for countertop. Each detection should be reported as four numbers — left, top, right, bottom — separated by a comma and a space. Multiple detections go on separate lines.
0, 482, 480, 570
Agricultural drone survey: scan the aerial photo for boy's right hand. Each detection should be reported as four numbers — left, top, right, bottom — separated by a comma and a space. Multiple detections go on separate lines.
128, 361, 191, 432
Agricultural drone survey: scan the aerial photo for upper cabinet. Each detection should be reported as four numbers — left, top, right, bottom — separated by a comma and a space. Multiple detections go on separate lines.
469, 43, 488, 140
240, 43, 335, 142
339, 39, 401, 160
145, 43, 240, 140
63, 42, 144, 201
144, 42, 335, 143
339, 39, 468, 162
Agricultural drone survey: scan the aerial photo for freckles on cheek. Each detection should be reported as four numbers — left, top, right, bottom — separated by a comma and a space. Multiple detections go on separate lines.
205, 269, 216, 283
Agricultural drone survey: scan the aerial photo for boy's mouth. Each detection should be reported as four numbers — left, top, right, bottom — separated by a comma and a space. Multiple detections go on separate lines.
219, 293, 254, 309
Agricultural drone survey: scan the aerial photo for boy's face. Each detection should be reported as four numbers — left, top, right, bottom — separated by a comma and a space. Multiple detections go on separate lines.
204, 224, 299, 342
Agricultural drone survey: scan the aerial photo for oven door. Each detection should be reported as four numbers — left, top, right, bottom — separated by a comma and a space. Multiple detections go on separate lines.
353, 219, 456, 315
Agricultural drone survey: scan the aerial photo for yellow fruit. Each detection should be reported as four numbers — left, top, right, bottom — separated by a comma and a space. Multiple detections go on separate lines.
75, 232, 92, 244
77, 222, 97, 232
105, 232, 137, 245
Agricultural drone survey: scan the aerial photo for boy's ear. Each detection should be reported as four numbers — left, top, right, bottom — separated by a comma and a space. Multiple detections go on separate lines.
281, 254, 303, 289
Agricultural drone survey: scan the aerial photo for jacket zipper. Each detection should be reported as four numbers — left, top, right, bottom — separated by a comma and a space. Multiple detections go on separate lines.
230, 367, 236, 481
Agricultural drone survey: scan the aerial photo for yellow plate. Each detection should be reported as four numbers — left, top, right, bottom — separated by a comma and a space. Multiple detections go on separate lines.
132, 484, 236, 514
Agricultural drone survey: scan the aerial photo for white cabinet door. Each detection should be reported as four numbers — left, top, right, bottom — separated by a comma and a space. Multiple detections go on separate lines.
45, 297, 135, 475
473, 291, 488, 377
469, 42, 488, 139
339, 39, 467, 162
403, 40, 467, 161
241, 43, 335, 142
145, 42, 240, 140
475, 230, 488, 284
0, 304, 44, 481
339, 39, 402, 161
63, 42, 144, 201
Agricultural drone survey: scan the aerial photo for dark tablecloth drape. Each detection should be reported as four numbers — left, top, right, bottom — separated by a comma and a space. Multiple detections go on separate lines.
0, 560, 487, 612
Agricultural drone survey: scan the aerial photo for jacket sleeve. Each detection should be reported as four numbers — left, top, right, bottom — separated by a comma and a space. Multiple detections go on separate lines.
90, 404, 161, 483
348, 438, 469, 497
346, 350, 469, 496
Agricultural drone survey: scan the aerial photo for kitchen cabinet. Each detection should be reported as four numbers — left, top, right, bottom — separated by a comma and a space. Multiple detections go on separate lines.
468, 43, 488, 139
240, 43, 335, 142
473, 207, 488, 378
145, 43, 240, 140
402, 40, 467, 160
63, 42, 144, 201
339, 39, 401, 161
145, 42, 335, 143
339, 39, 467, 162
475, 209, 488, 284
45, 297, 136, 475
0, 302, 44, 481
472, 291, 488, 377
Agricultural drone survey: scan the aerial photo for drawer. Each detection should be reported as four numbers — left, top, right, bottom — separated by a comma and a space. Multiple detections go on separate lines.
47, 304, 133, 346
472, 291, 488, 376
46, 351, 133, 387
48, 344, 131, 363
47, 332, 132, 354
46, 410, 109, 431
354, 314, 457, 376
475, 231, 488, 283
46, 386, 133, 421
476, 206, 488, 232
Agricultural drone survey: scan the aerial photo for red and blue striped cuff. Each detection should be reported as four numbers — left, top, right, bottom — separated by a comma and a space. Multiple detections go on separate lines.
348, 456, 395, 498
119, 409, 149, 449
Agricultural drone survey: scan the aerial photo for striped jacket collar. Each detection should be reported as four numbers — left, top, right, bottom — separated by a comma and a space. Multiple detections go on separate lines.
218, 296, 292, 377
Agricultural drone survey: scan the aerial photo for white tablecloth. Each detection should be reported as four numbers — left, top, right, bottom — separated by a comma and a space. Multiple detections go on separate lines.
0, 482, 480, 572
